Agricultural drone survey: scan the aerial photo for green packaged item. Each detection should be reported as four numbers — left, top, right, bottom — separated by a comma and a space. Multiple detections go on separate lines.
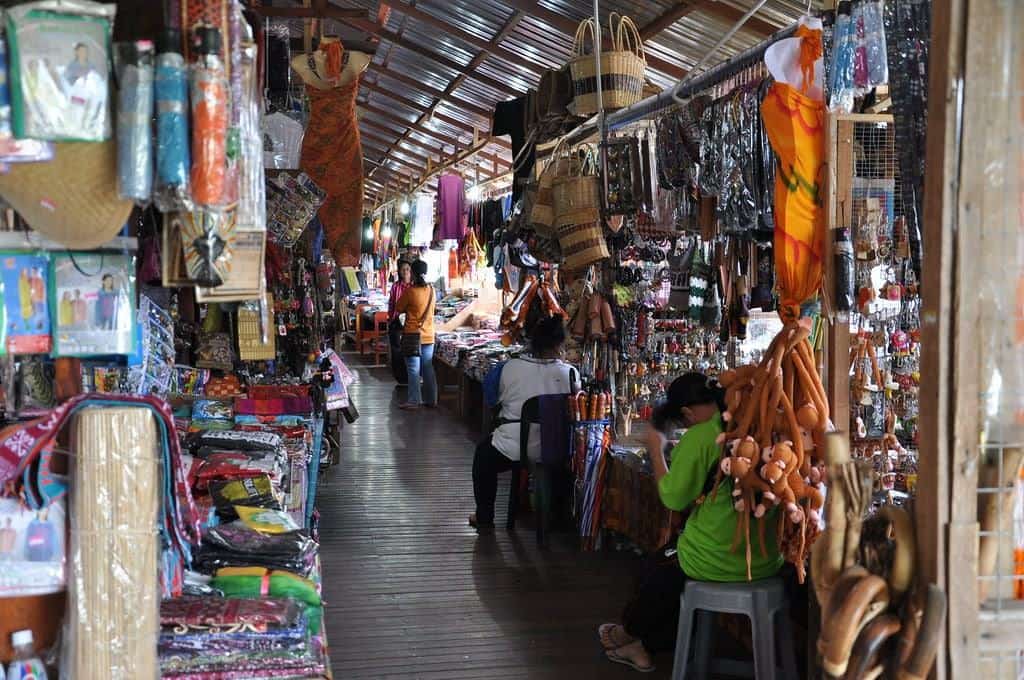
235, 505, 299, 534
212, 568, 322, 635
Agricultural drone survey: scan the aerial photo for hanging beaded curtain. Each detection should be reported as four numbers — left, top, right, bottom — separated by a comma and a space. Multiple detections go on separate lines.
761, 25, 827, 323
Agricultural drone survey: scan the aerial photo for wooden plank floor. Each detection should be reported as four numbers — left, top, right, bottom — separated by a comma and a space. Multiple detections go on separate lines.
319, 363, 672, 679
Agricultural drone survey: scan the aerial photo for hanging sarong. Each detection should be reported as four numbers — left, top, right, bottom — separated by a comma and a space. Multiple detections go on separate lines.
761, 80, 826, 322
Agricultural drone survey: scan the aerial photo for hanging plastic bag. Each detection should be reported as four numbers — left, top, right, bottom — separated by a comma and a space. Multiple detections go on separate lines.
189, 26, 228, 207
115, 40, 154, 203
154, 28, 191, 212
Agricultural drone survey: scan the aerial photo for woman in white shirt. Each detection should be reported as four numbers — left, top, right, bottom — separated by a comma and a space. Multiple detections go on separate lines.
469, 316, 578, 530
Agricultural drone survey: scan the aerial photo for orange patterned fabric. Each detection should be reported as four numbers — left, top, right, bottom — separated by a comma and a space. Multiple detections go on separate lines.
300, 79, 364, 266
762, 81, 826, 322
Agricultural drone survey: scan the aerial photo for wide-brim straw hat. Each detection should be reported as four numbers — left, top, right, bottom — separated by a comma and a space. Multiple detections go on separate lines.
0, 141, 133, 249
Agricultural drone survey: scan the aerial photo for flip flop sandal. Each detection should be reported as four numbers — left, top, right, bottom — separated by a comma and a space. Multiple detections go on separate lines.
605, 649, 655, 673
597, 624, 627, 651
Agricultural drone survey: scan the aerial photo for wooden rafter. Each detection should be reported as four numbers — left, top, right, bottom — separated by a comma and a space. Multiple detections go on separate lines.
366, 7, 523, 187
252, 0, 366, 20
386, 2, 549, 76
362, 127, 499, 179
365, 63, 493, 119
639, 1, 703, 40
337, 15, 523, 98
358, 101, 510, 169
360, 79, 489, 137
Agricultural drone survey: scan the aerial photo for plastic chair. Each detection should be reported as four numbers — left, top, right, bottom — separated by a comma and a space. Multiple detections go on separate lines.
670, 577, 798, 680
506, 395, 571, 545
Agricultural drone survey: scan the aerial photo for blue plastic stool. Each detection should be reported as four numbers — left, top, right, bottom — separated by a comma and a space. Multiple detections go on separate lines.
670, 577, 798, 679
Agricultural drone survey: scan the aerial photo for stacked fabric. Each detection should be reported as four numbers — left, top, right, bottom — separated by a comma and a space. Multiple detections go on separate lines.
159, 596, 327, 679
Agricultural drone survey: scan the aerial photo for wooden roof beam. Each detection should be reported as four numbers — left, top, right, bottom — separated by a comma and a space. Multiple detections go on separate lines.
337, 15, 523, 98
360, 79, 490, 139
252, 0, 366, 20
640, 1, 703, 40
359, 101, 510, 168
698, 2, 777, 36
361, 126, 500, 178
365, 62, 493, 119
387, 1, 548, 76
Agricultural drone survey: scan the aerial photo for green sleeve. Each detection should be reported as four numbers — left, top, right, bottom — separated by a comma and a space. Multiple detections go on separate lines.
657, 422, 717, 511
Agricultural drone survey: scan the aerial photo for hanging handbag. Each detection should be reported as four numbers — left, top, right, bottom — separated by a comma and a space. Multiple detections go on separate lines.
399, 286, 434, 357
569, 13, 646, 115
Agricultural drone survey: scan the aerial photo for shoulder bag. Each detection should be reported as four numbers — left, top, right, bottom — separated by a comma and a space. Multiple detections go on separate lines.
400, 286, 434, 357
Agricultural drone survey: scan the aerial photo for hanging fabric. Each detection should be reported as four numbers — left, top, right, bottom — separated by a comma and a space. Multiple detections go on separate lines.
762, 21, 827, 322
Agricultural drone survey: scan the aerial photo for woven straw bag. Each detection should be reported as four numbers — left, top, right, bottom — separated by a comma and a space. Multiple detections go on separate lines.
553, 146, 600, 225
556, 210, 609, 272
569, 13, 646, 115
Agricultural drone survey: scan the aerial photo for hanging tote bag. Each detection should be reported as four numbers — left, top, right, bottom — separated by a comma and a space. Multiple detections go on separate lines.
569, 14, 646, 116
553, 146, 608, 271
552, 146, 600, 222
399, 286, 434, 357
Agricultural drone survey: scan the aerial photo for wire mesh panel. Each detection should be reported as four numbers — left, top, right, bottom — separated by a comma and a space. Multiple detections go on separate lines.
832, 116, 920, 504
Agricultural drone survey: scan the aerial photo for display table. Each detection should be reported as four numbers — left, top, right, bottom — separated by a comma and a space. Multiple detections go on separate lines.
601, 447, 682, 553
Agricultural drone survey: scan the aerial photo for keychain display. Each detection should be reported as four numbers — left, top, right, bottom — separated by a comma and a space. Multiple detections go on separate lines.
50, 252, 137, 357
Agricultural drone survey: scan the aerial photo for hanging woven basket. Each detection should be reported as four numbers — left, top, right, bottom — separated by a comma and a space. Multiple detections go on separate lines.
569, 13, 646, 115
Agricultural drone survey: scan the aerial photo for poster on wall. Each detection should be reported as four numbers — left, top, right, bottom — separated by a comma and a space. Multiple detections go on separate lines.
50, 252, 136, 356
0, 252, 49, 353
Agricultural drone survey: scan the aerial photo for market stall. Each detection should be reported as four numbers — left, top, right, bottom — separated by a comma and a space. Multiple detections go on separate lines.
0, 1, 365, 677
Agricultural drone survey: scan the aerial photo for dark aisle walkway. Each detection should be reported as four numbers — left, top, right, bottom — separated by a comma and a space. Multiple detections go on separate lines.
318, 364, 672, 679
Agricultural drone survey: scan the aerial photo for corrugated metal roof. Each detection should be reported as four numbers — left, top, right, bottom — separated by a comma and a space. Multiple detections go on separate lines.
272, 0, 821, 202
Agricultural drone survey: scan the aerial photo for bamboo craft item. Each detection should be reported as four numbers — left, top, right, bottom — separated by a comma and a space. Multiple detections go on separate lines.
65, 407, 160, 679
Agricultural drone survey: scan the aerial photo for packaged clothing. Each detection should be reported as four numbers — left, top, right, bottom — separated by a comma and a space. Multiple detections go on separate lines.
209, 475, 281, 514
196, 521, 317, 576
191, 429, 282, 452
262, 111, 303, 169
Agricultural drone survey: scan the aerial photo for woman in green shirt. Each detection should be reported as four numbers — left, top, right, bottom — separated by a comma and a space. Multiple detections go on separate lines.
600, 373, 783, 673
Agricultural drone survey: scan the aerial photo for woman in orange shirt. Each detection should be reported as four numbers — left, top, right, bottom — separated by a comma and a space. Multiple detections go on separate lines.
394, 260, 437, 410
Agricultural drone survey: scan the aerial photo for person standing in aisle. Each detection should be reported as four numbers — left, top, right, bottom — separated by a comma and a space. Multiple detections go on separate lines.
597, 373, 783, 673
394, 260, 436, 410
388, 260, 413, 387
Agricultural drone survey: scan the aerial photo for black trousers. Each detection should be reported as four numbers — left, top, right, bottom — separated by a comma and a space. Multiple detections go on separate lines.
621, 558, 689, 654
388, 319, 408, 385
472, 438, 516, 525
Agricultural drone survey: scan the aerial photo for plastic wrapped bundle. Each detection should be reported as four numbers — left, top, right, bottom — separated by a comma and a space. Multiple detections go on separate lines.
236, 39, 265, 231
62, 406, 160, 679
155, 28, 191, 211
115, 40, 155, 203
0, 35, 53, 163
190, 26, 228, 207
